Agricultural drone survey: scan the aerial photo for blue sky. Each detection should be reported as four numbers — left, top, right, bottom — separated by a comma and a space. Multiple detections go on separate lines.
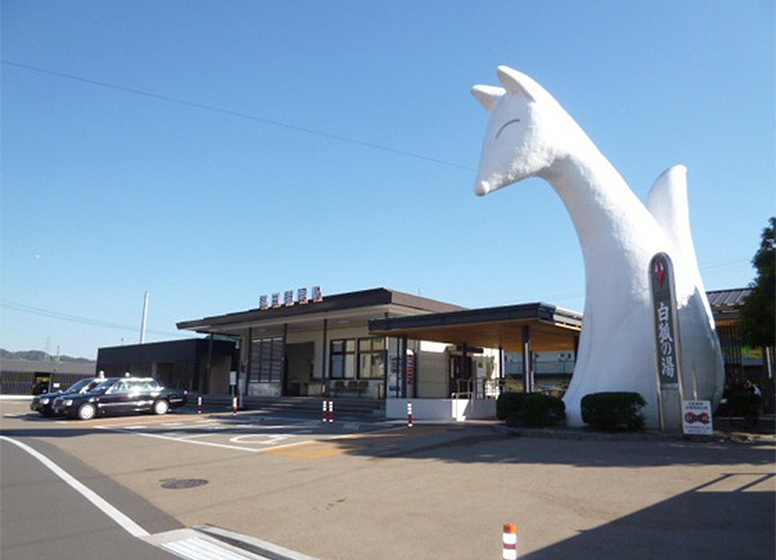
1, 0, 774, 359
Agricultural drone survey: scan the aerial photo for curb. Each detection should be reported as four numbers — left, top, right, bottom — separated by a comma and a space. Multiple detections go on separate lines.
493, 424, 776, 444
196, 524, 321, 560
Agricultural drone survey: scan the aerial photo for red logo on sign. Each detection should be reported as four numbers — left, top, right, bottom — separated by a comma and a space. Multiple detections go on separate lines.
685, 412, 710, 425
654, 259, 667, 286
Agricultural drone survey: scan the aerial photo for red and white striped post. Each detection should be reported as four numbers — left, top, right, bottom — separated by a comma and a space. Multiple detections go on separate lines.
197, 396, 203, 414
322, 400, 327, 423
232, 396, 238, 415
502, 524, 518, 560
407, 401, 414, 427
328, 400, 334, 423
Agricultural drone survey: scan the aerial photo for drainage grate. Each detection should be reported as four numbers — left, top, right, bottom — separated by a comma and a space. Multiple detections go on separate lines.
160, 478, 209, 490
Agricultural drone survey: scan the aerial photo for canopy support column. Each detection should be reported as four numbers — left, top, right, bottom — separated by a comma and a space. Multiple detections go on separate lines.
522, 325, 534, 393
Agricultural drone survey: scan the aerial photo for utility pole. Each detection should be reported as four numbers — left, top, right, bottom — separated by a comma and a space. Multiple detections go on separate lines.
140, 291, 149, 344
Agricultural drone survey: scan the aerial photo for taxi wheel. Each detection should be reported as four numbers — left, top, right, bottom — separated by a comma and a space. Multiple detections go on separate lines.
153, 399, 170, 415
77, 403, 96, 421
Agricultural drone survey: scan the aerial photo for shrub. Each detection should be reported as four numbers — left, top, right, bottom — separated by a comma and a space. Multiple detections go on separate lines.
522, 393, 566, 427
497, 391, 527, 421
499, 392, 565, 428
581, 392, 646, 431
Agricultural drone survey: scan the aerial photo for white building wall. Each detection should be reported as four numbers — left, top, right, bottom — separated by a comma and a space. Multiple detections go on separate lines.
416, 341, 449, 398
386, 398, 496, 422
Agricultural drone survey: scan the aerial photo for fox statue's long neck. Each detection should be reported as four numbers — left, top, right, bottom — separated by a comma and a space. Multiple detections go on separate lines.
538, 124, 666, 308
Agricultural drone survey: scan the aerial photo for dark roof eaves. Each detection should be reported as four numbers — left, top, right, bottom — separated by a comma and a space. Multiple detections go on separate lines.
369, 302, 580, 332
177, 287, 464, 331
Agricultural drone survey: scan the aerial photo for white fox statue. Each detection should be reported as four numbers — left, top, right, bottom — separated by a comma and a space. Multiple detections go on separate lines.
471, 66, 725, 428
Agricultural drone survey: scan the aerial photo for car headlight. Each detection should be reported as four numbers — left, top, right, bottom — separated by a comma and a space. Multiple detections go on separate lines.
63, 399, 73, 406
41, 397, 50, 405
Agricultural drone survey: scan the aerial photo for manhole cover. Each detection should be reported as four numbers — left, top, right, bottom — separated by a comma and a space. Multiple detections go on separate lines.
160, 478, 209, 490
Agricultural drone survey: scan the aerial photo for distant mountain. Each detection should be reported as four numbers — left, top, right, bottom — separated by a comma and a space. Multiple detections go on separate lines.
0, 349, 94, 363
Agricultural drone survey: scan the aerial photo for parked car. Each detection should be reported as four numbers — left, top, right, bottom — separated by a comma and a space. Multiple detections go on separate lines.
52, 377, 187, 420
30, 377, 108, 417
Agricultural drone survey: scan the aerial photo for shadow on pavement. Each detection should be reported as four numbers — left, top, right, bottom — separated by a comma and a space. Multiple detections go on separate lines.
329, 424, 776, 469
521, 473, 775, 560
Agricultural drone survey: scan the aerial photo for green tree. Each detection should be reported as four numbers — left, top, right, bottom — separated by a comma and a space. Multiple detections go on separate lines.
739, 216, 775, 348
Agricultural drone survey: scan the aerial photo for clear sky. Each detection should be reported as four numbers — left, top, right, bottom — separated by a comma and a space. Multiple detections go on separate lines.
1, 0, 774, 360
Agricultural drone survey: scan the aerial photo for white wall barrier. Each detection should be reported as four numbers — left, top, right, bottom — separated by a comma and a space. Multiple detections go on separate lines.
385, 398, 496, 422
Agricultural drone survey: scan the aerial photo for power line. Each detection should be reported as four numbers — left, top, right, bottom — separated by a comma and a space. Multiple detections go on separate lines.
0, 299, 189, 339
1, 59, 475, 172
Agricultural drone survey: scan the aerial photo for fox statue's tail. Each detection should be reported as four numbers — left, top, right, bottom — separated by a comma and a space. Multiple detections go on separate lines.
647, 165, 714, 322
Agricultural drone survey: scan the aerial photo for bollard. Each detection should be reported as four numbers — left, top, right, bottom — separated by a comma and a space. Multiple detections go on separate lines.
197, 396, 203, 415
328, 400, 334, 423
502, 524, 518, 560
232, 396, 238, 415
407, 401, 414, 427
322, 400, 327, 423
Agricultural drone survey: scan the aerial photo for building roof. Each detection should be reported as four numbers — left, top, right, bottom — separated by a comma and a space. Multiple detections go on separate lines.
706, 288, 752, 323
369, 302, 582, 353
97, 338, 235, 365
176, 286, 746, 352
177, 287, 466, 337
0, 359, 96, 375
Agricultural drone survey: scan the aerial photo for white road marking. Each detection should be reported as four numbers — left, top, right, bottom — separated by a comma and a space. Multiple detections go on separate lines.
97, 424, 332, 454
96, 426, 264, 452
162, 536, 259, 560
0, 435, 150, 538
0, 436, 317, 559
229, 434, 294, 445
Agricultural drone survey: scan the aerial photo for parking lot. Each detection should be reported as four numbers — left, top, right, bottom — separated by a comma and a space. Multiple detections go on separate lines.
7, 404, 462, 459
2, 399, 774, 560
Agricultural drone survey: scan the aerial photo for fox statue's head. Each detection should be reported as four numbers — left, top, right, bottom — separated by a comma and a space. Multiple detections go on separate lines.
471, 66, 575, 196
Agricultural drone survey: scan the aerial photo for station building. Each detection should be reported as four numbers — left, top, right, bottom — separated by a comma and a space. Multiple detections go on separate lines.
176, 287, 583, 420
96, 338, 238, 394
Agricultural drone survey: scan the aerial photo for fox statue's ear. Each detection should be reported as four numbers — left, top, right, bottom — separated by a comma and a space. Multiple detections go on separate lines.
471, 85, 504, 113
497, 66, 538, 102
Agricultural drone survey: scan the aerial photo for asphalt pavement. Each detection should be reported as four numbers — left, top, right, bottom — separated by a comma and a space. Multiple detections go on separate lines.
1, 438, 182, 560
1, 399, 774, 560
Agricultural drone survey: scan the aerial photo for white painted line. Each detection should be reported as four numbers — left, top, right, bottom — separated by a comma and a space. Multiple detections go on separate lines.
96, 426, 262, 452
176, 433, 223, 441
96, 425, 320, 454
0, 435, 150, 538
253, 439, 318, 453
197, 525, 321, 560
162, 536, 261, 560
229, 434, 293, 445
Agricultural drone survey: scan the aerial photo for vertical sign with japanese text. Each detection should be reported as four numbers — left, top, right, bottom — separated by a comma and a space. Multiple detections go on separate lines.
649, 252, 682, 391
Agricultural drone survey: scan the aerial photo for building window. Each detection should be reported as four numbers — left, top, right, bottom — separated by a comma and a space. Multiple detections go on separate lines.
359, 338, 386, 379
330, 338, 386, 380
250, 337, 284, 383
330, 339, 356, 379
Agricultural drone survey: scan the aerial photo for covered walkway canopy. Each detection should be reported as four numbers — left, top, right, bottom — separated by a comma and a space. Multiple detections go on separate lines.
368, 302, 582, 353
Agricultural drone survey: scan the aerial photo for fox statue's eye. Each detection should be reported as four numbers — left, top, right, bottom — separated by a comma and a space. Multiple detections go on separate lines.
496, 118, 521, 139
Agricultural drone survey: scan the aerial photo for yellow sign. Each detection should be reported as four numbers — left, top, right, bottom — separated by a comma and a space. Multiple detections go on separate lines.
742, 346, 763, 359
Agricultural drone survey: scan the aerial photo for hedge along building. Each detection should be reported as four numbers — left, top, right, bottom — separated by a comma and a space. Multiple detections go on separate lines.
177, 287, 582, 421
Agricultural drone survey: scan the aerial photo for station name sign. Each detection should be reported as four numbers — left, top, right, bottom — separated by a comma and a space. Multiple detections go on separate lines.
649, 253, 682, 390
259, 286, 323, 310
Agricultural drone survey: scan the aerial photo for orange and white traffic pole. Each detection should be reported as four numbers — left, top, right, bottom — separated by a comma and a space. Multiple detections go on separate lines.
502, 524, 518, 560
407, 401, 414, 427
